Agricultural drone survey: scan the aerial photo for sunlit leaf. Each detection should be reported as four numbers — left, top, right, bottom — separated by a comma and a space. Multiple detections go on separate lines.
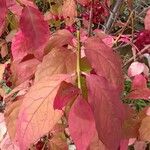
15, 74, 72, 149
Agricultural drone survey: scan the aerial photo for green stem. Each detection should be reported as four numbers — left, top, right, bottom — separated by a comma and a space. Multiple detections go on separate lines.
76, 30, 81, 89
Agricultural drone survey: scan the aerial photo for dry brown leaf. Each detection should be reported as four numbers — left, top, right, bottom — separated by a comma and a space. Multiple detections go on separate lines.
48, 124, 68, 150
139, 116, 150, 141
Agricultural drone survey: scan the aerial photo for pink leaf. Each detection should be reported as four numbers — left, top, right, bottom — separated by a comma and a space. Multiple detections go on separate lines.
0, 21, 6, 37
0, 40, 8, 58
131, 74, 147, 90
76, 0, 90, 6
119, 139, 129, 150
127, 88, 150, 100
7, 0, 37, 17
6, 0, 22, 17
6, 30, 17, 42
0, 133, 19, 150
85, 37, 123, 91
0, 113, 7, 142
44, 11, 53, 21
86, 74, 126, 150
20, 6, 50, 59
94, 29, 114, 47
128, 138, 136, 145
134, 141, 147, 150
5, 100, 22, 140
44, 29, 74, 54
144, 9, 150, 30
128, 62, 149, 77
11, 30, 30, 63
62, 0, 77, 26
146, 107, 150, 116
11, 58, 40, 85
0, 0, 7, 36
15, 74, 72, 149
127, 75, 150, 100
0, 63, 6, 81
87, 130, 107, 150
21, 0, 37, 8
54, 81, 80, 110
68, 96, 95, 150
4, 80, 32, 102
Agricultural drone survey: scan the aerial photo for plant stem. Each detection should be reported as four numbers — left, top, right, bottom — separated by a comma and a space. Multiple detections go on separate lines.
88, 0, 94, 37
114, 11, 134, 45
123, 45, 150, 68
104, 0, 124, 33
76, 30, 81, 89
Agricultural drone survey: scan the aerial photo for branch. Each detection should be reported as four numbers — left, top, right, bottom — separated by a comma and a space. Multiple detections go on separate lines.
88, 0, 94, 37
103, 0, 124, 33
123, 45, 150, 68
114, 11, 134, 44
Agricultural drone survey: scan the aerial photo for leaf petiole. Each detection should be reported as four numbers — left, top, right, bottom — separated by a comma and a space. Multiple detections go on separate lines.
76, 30, 81, 90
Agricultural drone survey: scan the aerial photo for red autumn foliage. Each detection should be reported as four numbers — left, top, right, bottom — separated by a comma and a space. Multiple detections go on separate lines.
0, 0, 150, 150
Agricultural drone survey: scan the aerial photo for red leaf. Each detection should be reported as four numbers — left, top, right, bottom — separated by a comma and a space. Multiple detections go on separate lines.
144, 9, 150, 30
0, 0, 7, 36
85, 37, 123, 91
68, 96, 95, 150
15, 74, 72, 149
20, 6, 50, 59
119, 139, 129, 150
11, 30, 29, 63
86, 74, 126, 150
54, 81, 80, 110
